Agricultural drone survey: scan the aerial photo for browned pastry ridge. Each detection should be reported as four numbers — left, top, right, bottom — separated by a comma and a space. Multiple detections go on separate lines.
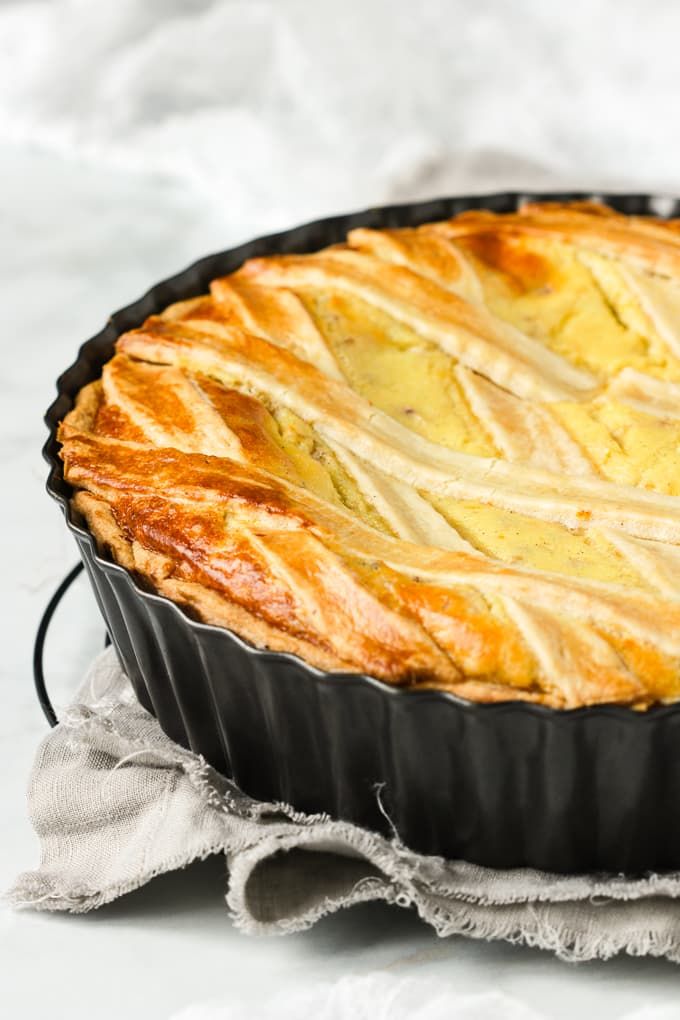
59, 202, 680, 708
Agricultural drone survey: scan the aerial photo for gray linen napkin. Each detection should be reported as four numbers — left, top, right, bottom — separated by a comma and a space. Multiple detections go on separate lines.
10, 647, 680, 962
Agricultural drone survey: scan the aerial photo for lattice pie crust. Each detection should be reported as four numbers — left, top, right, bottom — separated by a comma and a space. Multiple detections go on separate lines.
60, 203, 680, 707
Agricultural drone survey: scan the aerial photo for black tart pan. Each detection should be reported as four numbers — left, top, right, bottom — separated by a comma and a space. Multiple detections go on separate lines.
45, 192, 680, 875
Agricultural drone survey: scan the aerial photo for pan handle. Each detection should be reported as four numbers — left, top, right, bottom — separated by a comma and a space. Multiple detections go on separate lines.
32, 562, 109, 727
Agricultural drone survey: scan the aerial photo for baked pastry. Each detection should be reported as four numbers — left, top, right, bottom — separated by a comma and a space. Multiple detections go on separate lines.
59, 201, 680, 709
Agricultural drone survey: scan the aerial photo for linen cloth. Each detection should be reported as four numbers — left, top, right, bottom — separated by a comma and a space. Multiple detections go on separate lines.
10, 647, 680, 963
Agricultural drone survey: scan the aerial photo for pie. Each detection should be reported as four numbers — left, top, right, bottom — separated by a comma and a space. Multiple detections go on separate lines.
59, 202, 680, 709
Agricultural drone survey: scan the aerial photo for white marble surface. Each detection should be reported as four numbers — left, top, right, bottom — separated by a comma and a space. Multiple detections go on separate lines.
4, 1, 680, 1014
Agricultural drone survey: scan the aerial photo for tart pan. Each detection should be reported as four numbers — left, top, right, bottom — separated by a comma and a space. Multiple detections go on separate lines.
45, 191, 680, 875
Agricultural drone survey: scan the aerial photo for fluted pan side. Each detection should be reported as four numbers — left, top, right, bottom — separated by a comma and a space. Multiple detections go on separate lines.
72, 525, 680, 873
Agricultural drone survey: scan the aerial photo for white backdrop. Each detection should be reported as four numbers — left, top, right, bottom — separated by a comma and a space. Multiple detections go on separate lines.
2, 0, 679, 241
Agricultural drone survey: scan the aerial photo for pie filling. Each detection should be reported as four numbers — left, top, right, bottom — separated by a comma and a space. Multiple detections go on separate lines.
59, 202, 680, 708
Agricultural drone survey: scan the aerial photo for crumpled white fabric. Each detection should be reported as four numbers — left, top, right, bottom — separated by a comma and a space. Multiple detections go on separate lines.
169, 979, 559, 1020
1, 0, 679, 242
168, 977, 680, 1020
9, 646, 680, 970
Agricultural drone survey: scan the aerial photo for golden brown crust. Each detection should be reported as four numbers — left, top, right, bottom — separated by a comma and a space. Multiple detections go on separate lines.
59, 202, 680, 708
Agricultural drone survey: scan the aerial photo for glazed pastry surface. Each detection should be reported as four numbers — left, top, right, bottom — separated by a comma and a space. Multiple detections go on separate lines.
59, 202, 680, 707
